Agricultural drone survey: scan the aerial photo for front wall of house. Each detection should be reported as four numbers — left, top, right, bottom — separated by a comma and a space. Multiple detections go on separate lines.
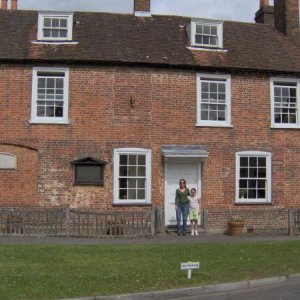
0, 64, 299, 230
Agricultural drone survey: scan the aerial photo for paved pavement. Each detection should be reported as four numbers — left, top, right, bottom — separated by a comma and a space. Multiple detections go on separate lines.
1, 233, 300, 300
0, 232, 299, 245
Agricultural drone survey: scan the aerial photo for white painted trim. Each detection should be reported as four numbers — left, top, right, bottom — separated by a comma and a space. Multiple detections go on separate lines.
187, 46, 228, 52
31, 41, 78, 45
113, 148, 152, 205
38, 12, 73, 41
190, 20, 223, 49
134, 11, 152, 17
30, 67, 69, 124
270, 77, 300, 129
235, 151, 272, 204
164, 161, 202, 226
196, 73, 232, 127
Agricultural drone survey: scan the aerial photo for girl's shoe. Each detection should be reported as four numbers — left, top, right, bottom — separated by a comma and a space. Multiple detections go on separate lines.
191, 230, 194, 236
195, 230, 199, 236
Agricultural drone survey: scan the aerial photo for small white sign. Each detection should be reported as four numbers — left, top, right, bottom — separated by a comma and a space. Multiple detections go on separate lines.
180, 262, 200, 270
180, 261, 200, 279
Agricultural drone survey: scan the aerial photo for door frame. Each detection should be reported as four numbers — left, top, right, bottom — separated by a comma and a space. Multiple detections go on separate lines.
164, 158, 202, 226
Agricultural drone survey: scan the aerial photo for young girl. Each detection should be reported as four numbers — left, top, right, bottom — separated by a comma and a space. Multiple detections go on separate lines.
188, 188, 201, 236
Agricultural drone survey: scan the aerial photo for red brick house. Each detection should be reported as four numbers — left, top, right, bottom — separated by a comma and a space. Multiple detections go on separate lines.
0, 0, 299, 233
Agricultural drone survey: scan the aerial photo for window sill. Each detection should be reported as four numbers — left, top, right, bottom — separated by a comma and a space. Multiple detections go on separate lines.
271, 125, 300, 130
187, 46, 228, 52
235, 200, 272, 205
113, 202, 151, 206
196, 123, 233, 128
31, 40, 79, 45
29, 119, 70, 125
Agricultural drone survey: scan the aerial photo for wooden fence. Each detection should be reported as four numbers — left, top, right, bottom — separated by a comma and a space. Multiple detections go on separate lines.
288, 209, 300, 236
0, 207, 162, 237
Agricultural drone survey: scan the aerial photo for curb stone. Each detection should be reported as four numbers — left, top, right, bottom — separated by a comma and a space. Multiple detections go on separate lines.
65, 273, 300, 300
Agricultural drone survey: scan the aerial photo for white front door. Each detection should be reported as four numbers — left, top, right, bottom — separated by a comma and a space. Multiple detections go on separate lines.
165, 162, 201, 226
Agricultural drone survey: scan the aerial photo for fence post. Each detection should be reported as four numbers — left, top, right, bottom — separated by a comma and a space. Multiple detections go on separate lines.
66, 207, 70, 237
151, 206, 156, 236
288, 209, 294, 236
203, 209, 209, 233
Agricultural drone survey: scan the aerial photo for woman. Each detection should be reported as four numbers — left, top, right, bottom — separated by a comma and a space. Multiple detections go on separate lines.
175, 179, 190, 236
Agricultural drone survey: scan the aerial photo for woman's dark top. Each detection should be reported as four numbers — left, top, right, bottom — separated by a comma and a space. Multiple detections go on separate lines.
175, 188, 190, 205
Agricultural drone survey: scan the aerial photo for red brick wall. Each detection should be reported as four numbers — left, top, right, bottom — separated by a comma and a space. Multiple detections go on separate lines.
0, 64, 299, 230
134, 0, 150, 12
0, 144, 38, 206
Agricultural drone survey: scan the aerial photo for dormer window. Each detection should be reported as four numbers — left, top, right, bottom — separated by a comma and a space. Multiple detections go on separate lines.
188, 20, 223, 48
38, 13, 73, 41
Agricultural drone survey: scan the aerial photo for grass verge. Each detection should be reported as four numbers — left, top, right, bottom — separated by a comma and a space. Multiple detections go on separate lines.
0, 241, 300, 299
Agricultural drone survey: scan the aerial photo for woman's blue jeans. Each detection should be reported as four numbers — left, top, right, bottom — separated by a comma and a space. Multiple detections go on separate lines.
176, 203, 189, 234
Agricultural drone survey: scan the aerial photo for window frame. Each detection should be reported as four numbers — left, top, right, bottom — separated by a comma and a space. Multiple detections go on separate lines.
235, 151, 272, 204
30, 67, 69, 124
0, 153, 17, 170
113, 148, 152, 205
196, 73, 232, 127
38, 12, 73, 41
270, 77, 300, 129
190, 21, 223, 49
72, 157, 106, 186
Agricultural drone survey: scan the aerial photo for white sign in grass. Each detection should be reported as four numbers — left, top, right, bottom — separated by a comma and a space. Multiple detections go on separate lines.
180, 262, 200, 279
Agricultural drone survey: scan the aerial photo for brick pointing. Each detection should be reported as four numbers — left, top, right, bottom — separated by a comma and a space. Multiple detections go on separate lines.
0, 64, 300, 230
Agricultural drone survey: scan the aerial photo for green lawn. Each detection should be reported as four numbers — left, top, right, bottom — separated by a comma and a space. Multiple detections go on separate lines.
0, 241, 300, 299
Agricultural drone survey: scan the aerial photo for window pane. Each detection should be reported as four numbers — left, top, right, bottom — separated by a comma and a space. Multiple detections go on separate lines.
240, 168, 248, 178
138, 166, 146, 177
137, 178, 145, 188
55, 106, 63, 117
60, 18, 67, 27
59, 30, 68, 38
196, 24, 203, 34
203, 25, 210, 34
258, 157, 266, 167
128, 179, 136, 188
202, 82, 209, 92
119, 166, 127, 176
203, 36, 209, 44
37, 106, 45, 117
257, 189, 266, 198
120, 155, 127, 165
248, 189, 256, 199
249, 168, 257, 178
119, 178, 127, 189
128, 166, 136, 176
249, 157, 257, 167
195, 35, 203, 44
258, 168, 266, 178
138, 155, 146, 165
52, 18, 59, 27
129, 155, 137, 165
210, 36, 217, 45
76, 165, 101, 183
239, 180, 247, 189
44, 18, 51, 27
137, 189, 145, 200
44, 29, 51, 37
128, 189, 136, 200
46, 106, 54, 117
119, 189, 127, 200
211, 26, 217, 35
240, 157, 248, 167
